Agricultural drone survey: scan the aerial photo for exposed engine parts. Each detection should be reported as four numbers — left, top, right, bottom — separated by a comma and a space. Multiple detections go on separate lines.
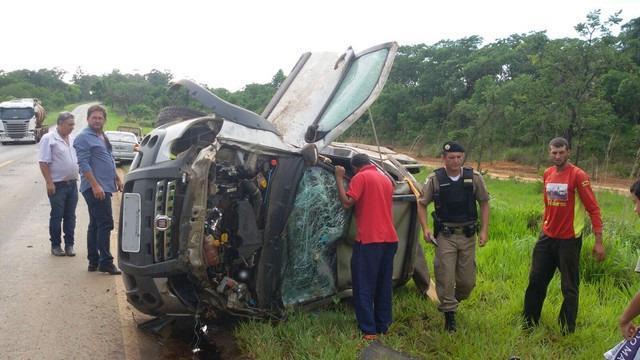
200, 146, 276, 313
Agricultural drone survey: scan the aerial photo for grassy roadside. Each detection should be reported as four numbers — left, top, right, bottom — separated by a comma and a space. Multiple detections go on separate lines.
234, 172, 640, 359
43, 103, 82, 126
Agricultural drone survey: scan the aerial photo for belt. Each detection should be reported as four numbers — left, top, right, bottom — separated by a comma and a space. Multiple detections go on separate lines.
54, 180, 77, 186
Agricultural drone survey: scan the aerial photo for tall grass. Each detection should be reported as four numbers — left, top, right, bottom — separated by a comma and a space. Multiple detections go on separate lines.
234, 172, 640, 359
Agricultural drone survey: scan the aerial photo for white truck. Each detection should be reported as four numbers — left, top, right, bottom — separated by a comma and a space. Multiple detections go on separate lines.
0, 98, 48, 144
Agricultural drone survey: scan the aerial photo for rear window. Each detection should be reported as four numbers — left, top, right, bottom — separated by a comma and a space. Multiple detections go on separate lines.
106, 132, 137, 143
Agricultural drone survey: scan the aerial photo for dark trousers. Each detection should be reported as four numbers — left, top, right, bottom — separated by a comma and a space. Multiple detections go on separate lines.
351, 242, 398, 335
82, 190, 114, 266
523, 234, 582, 332
48, 181, 78, 247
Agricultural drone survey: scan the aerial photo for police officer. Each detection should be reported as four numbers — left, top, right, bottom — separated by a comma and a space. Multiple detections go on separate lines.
417, 141, 490, 332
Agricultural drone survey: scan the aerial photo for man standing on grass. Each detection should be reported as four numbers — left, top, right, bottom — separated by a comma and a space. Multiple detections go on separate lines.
335, 153, 398, 341
523, 137, 605, 334
38, 112, 79, 257
74, 105, 123, 275
416, 141, 490, 332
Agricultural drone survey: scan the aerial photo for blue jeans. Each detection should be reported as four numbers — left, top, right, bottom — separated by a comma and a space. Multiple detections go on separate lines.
48, 181, 78, 247
351, 242, 398, 335
82, 190, 114, 266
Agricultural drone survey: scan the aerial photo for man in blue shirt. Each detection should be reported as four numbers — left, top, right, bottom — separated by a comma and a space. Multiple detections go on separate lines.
74, 105, 123, 275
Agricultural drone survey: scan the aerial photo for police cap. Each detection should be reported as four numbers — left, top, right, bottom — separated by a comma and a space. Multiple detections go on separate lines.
442, 141, 465, 153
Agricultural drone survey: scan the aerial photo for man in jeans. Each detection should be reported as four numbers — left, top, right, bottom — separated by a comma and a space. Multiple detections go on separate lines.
523, 137, 605, 334
74, 105, 123, 275
38, 112, 79, 256
335, 153, 398, 341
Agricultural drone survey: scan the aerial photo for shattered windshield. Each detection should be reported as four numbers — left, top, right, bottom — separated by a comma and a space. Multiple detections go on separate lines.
281, 166, 350, 306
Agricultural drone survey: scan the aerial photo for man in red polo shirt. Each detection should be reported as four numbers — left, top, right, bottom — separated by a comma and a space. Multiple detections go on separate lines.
335, 153, 398, 340
523, 137, 605, 334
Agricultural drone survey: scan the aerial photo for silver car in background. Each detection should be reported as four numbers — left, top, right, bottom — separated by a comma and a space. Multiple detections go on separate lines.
105, 131, 139, 162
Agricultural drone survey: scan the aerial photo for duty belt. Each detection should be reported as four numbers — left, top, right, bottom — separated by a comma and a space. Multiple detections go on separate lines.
441, 224, 477, 237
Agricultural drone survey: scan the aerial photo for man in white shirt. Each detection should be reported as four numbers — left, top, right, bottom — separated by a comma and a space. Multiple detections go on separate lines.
38, 112, 79, 256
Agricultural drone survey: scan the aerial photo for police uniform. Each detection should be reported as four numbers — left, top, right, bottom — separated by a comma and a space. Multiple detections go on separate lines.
418, 142, 489, 330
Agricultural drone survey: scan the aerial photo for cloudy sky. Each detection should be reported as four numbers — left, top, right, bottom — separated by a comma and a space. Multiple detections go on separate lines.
2, 0, 638, 91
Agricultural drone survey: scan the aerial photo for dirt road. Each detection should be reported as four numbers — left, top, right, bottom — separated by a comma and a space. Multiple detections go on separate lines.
417, 156, 633, 193
0, 104, 190, 359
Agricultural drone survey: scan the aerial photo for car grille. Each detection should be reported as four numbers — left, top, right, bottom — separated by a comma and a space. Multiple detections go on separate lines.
154, 180, 177, 262
2, 121, 28, 138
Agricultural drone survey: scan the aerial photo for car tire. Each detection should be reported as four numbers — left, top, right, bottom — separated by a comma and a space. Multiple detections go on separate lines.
155, 107, 206, 128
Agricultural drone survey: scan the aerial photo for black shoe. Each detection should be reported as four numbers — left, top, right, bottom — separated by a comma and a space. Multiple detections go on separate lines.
444, 311, 457, 332
64, 245, 76, 257
98, 263, 122, 275
51, 246, 66, 256
88, 264, 98, 272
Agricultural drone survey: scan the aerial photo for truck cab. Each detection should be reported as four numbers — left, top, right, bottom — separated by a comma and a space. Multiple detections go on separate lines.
0, 98, 48, 144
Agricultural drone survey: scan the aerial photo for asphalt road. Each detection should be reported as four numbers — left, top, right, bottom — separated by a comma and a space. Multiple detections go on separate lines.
0, 104, 188, 359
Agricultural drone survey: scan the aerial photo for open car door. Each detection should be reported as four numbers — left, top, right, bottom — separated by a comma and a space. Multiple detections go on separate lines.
262, 42, 398, 150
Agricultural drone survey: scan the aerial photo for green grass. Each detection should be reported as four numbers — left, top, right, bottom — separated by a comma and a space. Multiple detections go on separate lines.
43, 103, 82, 126
234, 171, 640, 359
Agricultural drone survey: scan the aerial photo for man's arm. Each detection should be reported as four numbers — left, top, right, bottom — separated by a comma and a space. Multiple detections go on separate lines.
416, 177, 436, 244
478, 200, 489, 246
620, 292, 640, 340
575, 171, 605, 261
38, 162, 55, 196
474, 173, 490, 247
335, 166, 355, 209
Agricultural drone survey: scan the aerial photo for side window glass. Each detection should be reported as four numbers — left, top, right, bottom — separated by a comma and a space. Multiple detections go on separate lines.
317, 48, 389, 132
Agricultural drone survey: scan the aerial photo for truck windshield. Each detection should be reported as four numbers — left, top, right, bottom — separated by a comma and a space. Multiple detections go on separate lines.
0, 108, 35, 120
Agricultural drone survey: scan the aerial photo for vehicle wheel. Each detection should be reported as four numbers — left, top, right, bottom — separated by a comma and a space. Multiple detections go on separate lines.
155, 107, 206, 128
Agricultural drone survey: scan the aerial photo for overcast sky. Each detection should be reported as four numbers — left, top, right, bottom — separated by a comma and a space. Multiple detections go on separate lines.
2, 0, 638, 91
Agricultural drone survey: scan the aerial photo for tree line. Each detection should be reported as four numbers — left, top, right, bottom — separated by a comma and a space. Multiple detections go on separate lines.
0, 10, 638, 177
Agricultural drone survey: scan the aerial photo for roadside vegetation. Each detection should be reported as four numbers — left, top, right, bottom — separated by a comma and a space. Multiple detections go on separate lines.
234, 171, 640, 359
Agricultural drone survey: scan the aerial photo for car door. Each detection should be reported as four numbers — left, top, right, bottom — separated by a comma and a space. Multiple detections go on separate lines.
262, 42, 398, 150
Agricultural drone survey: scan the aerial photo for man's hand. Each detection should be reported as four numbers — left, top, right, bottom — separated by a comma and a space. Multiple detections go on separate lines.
116, 176, 124, 192
620, 320, 637, 340
46, 181, 56, 196
335, 165, 345, 179
479, 230, 488, 247
92, 184, 105, 200
423, 230, 437, 246
592, 242, 605, 262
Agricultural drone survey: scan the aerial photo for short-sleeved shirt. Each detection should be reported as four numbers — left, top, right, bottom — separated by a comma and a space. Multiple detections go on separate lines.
542, 163, 603, 239
418, 168, 490, 225
346, 164, 399, 244
38, 130, 79, 182
74, 127, 117, 193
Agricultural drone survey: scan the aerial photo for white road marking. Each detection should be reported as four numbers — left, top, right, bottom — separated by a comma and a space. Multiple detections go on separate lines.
0, 159, 15, 169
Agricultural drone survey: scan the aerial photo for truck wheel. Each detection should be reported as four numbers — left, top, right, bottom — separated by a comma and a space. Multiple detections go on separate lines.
156, 107, 206, 128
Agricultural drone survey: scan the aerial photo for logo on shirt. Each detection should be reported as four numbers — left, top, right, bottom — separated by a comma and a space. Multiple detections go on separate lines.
581, 179, 590, 188
546, 183, 568, 201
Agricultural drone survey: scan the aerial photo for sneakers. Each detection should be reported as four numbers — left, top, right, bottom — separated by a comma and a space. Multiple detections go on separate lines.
444, 311, 457, 332
64, 245, 76, 257
51, 246, 66, 256
88, 264, 98, 272
98, 263, 122, 275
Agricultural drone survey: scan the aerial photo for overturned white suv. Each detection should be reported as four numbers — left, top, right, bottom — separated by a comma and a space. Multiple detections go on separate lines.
118, 42, 423, 319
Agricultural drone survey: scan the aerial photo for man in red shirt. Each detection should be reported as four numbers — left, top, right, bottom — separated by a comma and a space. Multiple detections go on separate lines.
523, 137, 605, 334
335, 153, 398, 340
